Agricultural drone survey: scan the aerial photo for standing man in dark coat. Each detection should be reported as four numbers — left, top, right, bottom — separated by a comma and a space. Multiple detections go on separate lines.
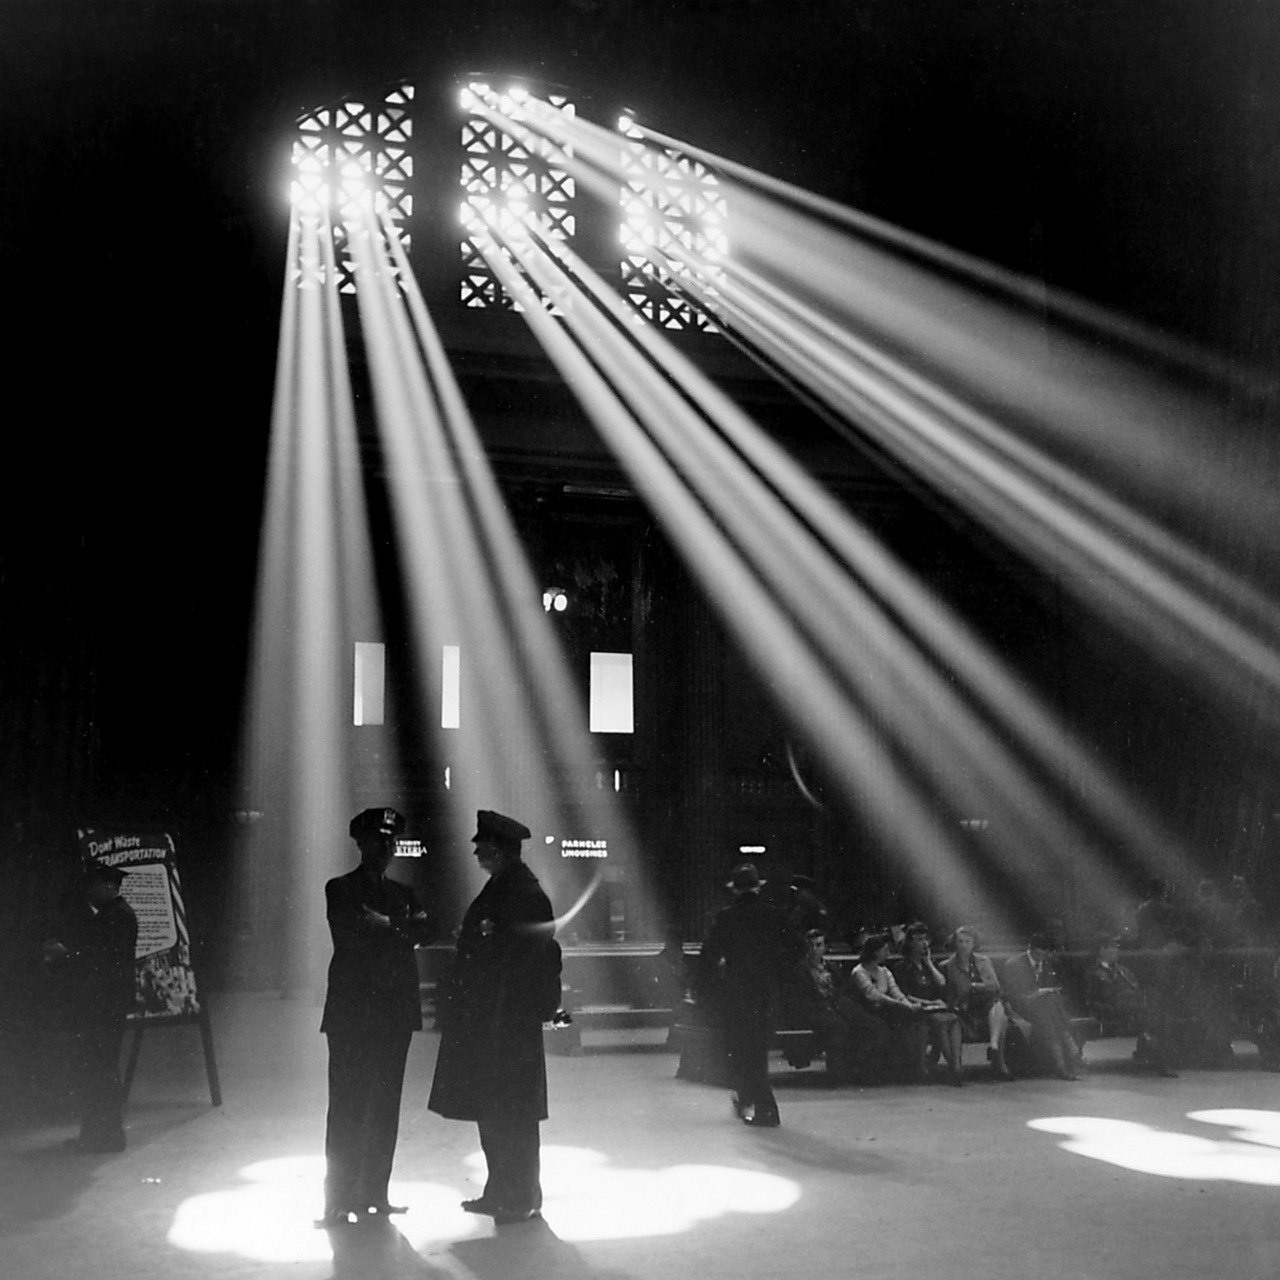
429, 810, 561, 1225
43, 861, 139, 1153
318, 807, 435, 1226
700, 863, 802, 1128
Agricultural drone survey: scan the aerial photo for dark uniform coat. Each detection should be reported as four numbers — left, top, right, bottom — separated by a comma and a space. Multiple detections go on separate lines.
321, 868, 432, 1035
54, 891, 138, 1149
67, 895, 139, 1026
429, 859, 560, 1124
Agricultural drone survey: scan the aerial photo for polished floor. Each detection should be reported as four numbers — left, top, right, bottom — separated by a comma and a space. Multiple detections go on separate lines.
2, 992, 1278, 1280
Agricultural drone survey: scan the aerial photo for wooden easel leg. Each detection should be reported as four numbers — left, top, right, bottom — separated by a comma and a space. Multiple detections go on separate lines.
122, 1024, 145, 1104
198, 1006, 222, 1107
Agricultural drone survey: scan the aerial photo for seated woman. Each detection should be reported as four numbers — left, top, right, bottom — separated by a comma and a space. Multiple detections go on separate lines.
894, 923, 964, 1085
850, 933, 933, 1082
1085, 936, 1177, 1076
1000, 932, 1086, 1080
784, 929, 889, 1084
940, 926, 1012, 1080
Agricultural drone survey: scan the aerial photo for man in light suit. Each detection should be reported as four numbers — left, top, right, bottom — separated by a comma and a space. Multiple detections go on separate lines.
1001, 932, 1086, 1080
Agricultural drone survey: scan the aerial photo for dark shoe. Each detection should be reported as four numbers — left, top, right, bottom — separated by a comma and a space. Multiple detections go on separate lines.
315, 1209, 359, 1228
950, 1070, 965, 1087
461, 1197, 502, 1216
987, 1047, 1012, 1080
493, 1207, 539, 1225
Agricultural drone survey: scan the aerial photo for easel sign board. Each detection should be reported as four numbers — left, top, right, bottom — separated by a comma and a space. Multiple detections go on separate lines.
77, 828, 201, 1021
77, 828, 221, 1105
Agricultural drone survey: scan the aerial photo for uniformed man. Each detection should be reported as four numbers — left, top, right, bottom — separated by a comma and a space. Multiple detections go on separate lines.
318, 807, 434, 1226
43, 861, 139, 1153
428, 810, 561, 1225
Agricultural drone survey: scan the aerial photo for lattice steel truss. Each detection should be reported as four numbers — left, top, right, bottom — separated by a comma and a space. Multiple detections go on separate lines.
459, 83, 578, 311
618, 120, 728, 332
291, 84, 415, 292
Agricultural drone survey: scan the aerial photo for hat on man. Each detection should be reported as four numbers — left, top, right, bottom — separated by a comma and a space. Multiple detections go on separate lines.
471, 809, 531, 851
727, 862, 765, 892
84, 861, 128, 887
349, 807, 406, 840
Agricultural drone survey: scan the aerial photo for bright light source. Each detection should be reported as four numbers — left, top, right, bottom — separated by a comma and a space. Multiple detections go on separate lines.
353, 641, 385, 726
543, 588, 569, 612
441, 645, 460, 729
590, 652, 634, 733
739, 845, 766, 854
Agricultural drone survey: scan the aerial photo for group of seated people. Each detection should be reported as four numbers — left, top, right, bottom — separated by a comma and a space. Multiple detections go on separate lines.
774, 921, 1280, 1085
783, 924, 1071, 1086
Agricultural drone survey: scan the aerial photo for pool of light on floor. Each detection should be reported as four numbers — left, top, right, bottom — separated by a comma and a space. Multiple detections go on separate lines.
167, 1146, 802, 1262
1028, 1110, 1280, 1184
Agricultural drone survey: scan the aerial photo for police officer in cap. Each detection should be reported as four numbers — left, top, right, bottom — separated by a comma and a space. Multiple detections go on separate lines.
318, 807, 435, 1226
429, 810, 561, 1224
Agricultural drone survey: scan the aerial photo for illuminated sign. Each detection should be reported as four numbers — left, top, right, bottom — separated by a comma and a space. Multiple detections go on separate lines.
561, 838, 608, 859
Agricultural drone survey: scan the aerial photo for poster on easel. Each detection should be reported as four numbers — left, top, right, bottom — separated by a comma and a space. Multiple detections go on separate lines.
76, 827, 221, 1104
76, 828, 201, 1020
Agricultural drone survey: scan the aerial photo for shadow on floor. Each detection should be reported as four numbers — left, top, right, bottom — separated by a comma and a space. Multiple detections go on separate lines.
325, 1218, 455, 1280
451, 1215, 637, 1280
0, 1106, 206, 1233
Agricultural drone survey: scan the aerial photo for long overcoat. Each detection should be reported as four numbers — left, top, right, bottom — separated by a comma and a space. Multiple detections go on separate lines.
428, 859, 559, 1124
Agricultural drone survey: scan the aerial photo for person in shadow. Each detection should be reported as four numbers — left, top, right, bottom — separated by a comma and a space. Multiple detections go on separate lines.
429, 810, 562, 1225
318, 807, 435, 1227
42, 861, 138, 1154
699, 863, 803, 1127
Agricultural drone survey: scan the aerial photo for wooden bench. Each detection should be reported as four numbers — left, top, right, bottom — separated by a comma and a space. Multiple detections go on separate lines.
546, 1004, 676, 1055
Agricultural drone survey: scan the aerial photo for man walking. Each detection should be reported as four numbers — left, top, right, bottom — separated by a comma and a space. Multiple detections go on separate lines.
700, 863, 801, 1127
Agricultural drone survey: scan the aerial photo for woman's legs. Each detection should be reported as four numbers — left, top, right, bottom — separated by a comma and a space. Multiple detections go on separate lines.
987, 1000, 1012, 1078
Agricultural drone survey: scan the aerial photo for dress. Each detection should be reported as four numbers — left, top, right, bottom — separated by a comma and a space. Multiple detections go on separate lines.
63, 895, 138, 1150
428, 859, 560, 1214
320, 867, 433, 1215
700, 893, 801, 1122
851, 961, 930, 1081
